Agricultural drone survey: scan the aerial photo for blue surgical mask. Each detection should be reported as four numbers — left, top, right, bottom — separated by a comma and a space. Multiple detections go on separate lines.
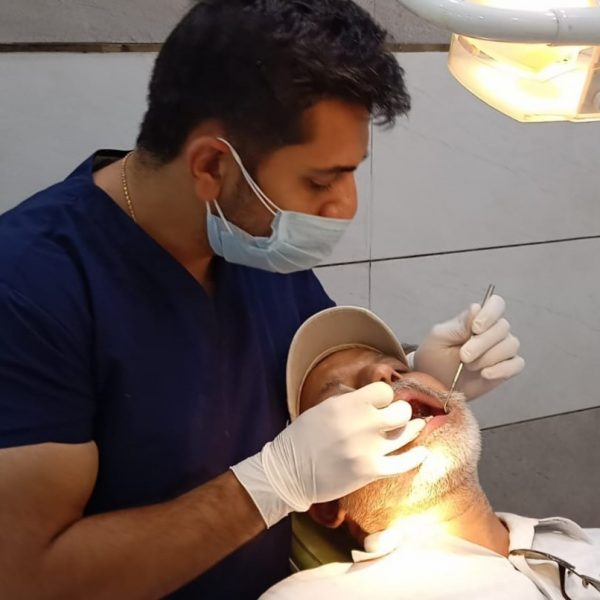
205, 138, 351, 274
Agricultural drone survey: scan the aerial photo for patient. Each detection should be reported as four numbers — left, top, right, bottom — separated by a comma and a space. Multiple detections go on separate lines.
261, 306, 600, 600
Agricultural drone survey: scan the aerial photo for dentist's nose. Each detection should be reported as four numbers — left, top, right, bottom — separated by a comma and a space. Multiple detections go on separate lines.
319, 174, 357, 220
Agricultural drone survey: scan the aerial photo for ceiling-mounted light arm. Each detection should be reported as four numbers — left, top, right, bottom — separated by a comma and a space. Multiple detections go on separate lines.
397, 0, 600, 45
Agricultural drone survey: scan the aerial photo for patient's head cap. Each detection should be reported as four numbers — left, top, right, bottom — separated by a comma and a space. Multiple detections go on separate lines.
286, 306, 407, 421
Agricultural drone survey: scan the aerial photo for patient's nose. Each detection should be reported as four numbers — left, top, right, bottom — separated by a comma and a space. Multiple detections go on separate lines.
360, 364, 403, 386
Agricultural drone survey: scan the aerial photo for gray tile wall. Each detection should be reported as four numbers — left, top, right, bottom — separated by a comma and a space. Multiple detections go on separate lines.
479, 407, 600, 527
0, 53, 156, 205
0, 0, 190, 44
0, 0, 448, 46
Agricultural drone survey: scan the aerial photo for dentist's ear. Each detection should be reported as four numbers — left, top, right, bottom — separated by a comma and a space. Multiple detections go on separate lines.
308, 500, 346, 529
185, 136, 230, 202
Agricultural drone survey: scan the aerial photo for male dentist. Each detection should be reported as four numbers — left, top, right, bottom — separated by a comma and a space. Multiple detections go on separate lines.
0, 1, 524, 598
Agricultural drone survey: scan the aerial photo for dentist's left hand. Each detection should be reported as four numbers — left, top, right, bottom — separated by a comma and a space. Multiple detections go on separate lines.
231, 382, 428, 528
413, 294, 525, 400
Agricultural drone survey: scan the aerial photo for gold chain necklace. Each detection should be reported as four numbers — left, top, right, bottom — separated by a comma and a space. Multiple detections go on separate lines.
120, 152, 137, 223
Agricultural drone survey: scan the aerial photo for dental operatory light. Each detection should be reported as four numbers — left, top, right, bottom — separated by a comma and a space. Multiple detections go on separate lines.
397, 0, 600, 122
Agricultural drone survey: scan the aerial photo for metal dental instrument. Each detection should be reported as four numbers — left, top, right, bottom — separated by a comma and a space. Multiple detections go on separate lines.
443, 284, 496, 414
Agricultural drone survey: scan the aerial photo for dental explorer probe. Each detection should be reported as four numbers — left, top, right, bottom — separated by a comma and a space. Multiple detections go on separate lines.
443, 284, 496, 414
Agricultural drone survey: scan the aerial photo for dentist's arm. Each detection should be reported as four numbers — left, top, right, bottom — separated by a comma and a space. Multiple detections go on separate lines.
0, 384, 426, 599
0, 442, 264, 600
232, 382, 428, 527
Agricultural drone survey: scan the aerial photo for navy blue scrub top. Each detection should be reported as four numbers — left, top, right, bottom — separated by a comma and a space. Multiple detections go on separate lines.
0, 152, 334, 599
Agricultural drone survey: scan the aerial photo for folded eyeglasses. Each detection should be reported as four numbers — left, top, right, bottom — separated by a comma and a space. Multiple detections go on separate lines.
510, 549, 600, 600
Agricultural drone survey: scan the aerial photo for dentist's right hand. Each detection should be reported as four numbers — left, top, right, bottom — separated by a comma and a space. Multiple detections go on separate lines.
231, 382, 429, 528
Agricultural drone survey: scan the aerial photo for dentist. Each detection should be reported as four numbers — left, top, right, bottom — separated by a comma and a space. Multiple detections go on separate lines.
0, 1, 524, 599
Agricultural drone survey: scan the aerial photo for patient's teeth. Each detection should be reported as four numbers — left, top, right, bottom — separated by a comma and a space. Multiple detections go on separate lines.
424, 416, 433, 423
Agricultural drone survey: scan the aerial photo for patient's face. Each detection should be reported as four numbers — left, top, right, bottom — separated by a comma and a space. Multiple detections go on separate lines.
300, 348, 481, 533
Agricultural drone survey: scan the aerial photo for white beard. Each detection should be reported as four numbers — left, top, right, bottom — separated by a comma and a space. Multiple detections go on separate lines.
341, 396, 482, 533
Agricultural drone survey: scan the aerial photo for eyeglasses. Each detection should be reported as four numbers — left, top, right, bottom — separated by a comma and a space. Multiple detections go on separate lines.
510, 549, 600, 600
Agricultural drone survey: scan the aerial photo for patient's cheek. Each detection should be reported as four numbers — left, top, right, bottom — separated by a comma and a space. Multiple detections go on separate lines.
411, 371, 447, 392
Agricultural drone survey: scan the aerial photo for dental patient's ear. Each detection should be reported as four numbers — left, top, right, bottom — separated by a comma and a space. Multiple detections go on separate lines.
308, 501, 346, 529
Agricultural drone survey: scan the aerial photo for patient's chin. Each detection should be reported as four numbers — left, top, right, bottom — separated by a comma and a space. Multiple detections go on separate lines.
342, 401, 481, 533
406, 403, 481, 505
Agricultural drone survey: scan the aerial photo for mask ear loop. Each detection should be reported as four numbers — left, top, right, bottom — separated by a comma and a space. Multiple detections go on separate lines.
209, 200, 234, 234
216, 137, 280, 217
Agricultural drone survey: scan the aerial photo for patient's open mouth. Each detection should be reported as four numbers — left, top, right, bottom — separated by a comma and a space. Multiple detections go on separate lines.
407, 398, 445, 421
408, 397, 448, 437
392, 386, 449, 437
392, 383, 450, 436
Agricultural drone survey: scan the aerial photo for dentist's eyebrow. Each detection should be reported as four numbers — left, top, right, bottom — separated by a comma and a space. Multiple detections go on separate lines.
308, 152, 370, 176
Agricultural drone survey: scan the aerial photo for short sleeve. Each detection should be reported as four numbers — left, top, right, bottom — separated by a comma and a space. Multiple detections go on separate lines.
0, 282, 94, 449
298, 270, 336, 320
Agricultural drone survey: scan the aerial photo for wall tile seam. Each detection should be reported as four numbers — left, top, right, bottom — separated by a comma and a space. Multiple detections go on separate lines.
480, 405, 600, 433
368, 119, 375, 311
316, 233, 600, 269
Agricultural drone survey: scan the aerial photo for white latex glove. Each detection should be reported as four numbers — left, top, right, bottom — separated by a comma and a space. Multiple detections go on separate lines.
231, 382, 429, 528
413, 294, 525, 400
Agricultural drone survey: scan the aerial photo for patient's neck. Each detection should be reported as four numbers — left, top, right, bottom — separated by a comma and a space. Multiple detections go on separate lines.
385, 479, 509, 557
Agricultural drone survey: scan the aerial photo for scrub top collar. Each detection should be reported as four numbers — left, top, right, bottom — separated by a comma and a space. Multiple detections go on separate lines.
71, 150, 229, 303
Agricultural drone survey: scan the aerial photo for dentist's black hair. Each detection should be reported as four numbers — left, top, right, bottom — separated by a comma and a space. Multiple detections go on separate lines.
137, 0, 410, 164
